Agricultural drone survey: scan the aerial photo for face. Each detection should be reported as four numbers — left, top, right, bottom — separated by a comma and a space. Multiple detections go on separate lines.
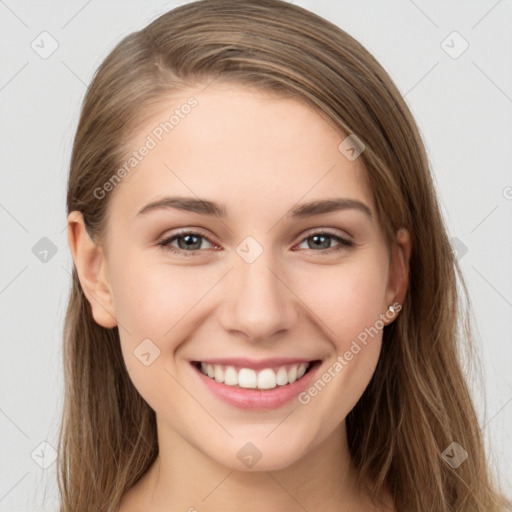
71, 82, 408, 472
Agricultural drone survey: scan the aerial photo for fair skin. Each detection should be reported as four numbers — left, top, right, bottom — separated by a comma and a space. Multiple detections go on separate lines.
68, 82, 411, 511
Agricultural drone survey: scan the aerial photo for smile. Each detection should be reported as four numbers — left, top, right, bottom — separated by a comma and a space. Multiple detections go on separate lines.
198, 361, 311, 390
191, 358, 321, 409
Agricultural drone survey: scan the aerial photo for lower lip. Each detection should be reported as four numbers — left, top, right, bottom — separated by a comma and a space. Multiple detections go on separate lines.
192, 362, 321, 410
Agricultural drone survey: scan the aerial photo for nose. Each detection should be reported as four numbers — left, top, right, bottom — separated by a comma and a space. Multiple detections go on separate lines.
218, 249, 298, 343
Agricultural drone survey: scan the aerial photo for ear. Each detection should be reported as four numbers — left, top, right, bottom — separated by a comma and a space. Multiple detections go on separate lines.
383, 227, 411, 324
67, 211, 117, 328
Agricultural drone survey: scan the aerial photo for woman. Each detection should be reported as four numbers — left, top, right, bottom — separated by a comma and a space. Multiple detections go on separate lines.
59, 0, 511, 510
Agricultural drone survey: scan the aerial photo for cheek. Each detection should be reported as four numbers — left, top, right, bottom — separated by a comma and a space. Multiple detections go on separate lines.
292, 257, 388, 419
110, 254, 207, 411
110, 251, 212, 339
109, 252, 222, 394
296, 256, 389, 347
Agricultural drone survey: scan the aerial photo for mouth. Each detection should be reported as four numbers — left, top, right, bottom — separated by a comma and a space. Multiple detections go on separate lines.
192, 360, 315, 390
189, 358, 322, 411
190, 358, 321, 409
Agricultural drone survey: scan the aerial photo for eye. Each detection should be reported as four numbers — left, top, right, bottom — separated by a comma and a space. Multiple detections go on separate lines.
157, 229, 354, 257
295, 231, 354, 253
158, 230, 217, 256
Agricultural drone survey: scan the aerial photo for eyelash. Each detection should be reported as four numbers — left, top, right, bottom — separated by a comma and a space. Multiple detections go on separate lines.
157, 229, 354, 257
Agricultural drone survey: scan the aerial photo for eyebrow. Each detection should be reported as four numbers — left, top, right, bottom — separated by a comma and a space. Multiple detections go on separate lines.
136, 196, 372, 220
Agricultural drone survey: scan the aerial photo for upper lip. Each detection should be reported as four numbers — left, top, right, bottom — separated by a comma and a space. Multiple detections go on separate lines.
192, 358, 318, 370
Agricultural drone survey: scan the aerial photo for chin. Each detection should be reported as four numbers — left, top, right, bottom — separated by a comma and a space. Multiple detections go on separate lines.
204, 429, 316, 473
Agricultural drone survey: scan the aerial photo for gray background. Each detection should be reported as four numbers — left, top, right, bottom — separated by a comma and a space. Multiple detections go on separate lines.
1, 0, 511, 510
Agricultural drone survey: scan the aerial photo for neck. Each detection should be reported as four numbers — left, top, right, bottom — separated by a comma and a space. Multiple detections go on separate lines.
123, 418, 391, 512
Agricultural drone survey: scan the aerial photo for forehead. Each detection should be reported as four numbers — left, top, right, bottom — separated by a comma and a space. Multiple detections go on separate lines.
108, 82, 374, 220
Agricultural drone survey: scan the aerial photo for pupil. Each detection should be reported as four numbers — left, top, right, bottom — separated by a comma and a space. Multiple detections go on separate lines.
310, 235, 330, 250
176, 235, 332, 251
179, 235, 201, 250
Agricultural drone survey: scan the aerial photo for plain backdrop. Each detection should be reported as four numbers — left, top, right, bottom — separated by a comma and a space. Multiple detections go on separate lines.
1, 1, 511, 510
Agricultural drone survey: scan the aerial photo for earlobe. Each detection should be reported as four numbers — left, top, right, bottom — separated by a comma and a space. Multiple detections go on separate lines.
385, 227, 412, 323
67, 211, 117, 328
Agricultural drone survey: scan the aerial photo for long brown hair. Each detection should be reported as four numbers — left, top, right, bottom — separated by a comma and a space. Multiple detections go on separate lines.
59, 1, 511, 510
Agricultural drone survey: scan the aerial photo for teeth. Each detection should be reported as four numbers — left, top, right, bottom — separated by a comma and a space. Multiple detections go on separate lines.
276, 367, 288, 385
224, 366, 238, 386
288, 365, 297, 384
198, 362, 311, 389
238, 368, 257, 388
258, 369, 276, 389
214, 365, 225, 383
